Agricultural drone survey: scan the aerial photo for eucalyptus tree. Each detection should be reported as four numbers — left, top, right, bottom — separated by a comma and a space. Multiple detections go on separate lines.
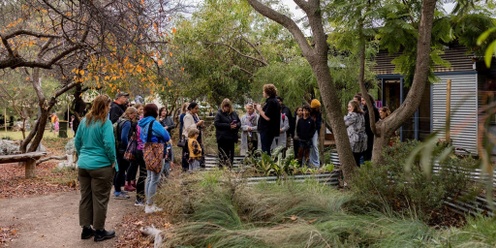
0, 0, 185, 154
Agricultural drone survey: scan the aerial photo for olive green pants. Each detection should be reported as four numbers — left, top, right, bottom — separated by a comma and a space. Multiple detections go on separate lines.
78, 166, 113, 230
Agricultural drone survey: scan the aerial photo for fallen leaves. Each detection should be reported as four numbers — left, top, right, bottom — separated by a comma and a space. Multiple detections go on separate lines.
0, 225, 18, 245
0, 162, 77, 199
115, 211, 173, 248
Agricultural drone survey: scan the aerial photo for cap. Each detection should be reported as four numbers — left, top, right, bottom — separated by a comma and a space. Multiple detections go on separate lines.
310, 99, 321, 108
115, 92, 129, 99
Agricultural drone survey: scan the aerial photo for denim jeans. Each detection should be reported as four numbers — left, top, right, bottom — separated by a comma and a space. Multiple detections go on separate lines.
145, 167, 162, 205
309, 132, 320, 167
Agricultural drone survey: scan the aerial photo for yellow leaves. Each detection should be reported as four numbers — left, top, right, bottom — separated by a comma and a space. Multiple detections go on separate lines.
169, 52, 173, 57
172, 27, 177, 34
6, 18, 24, 29
153, 22, 159, 33
157, 59, 164, 66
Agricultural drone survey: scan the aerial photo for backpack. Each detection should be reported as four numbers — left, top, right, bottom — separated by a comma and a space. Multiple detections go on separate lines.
113, 118, 128, 153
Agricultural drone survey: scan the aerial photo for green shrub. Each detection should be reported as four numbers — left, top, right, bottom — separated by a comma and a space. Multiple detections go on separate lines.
350, 140, 483, 224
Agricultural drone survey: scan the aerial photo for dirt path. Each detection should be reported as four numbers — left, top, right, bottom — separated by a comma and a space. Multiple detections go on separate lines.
0, 190, 135, 248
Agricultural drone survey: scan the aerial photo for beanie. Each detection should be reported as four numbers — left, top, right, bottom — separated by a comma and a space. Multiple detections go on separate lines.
310, 99, 321, 108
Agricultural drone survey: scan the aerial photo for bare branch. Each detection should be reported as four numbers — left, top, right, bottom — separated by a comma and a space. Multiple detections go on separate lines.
1, 30, 61, 40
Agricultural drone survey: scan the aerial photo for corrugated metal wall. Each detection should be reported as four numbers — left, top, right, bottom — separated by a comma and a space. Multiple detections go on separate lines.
432, 74, 478, 153
374, 45, 473, 74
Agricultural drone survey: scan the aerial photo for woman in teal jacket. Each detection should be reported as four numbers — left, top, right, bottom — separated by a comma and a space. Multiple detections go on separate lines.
75, 95, 117, 242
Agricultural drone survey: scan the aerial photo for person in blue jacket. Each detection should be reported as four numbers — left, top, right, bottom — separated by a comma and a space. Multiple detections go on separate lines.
75, 94, 117, 242
138, 103, 170, 214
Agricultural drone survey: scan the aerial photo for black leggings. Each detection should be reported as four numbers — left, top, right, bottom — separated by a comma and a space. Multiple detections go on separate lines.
218, 140, 235, 168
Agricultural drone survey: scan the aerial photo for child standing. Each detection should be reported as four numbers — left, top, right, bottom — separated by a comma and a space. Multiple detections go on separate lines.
187, 128, 202, 171
296, 105, 316, 166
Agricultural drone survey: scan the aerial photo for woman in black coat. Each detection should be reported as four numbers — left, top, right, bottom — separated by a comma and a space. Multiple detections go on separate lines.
214, 98, 241, 167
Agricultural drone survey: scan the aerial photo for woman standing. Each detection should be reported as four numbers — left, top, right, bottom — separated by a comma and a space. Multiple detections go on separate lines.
133, 104, 147, 206
214, 98, 241, 167
178, 102, 190, 141
293, 106, 303, 158
159, 106, 176, 133
138, 104, 170, 214
114, 107, 138, 198
344, 100, 367, 167
75, 95, 116, 242
182, 102, 205, 142
255, 84, 280, 156
240, 103, 260, 156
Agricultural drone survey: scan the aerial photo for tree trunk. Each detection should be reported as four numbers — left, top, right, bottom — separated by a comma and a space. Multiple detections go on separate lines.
371, 0, 437, 164
309, 57, 357, 180
24, 159, 36, 178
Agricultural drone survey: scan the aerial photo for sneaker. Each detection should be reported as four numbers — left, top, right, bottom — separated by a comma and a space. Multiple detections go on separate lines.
134, 200, 145, 207
81, 226, 95, 239
94, 229, 115, 242
144, 205, 154, 214
145, 204, 163, 213
114, 192, 130, 200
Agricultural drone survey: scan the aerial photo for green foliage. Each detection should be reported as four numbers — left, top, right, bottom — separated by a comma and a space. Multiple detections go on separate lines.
351, 140, 483, 223
477, 27, 496, 67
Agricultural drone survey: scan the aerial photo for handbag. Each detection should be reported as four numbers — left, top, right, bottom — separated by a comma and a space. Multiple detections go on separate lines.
143, 121, 164, 174
123, 136, 138, 161
177, 136, 187, 148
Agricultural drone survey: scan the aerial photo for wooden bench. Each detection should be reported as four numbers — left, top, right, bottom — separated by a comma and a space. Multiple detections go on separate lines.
0, 152, 47, 178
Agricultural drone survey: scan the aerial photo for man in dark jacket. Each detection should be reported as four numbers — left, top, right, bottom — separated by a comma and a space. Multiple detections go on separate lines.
256, 84, 281, 156
362, 94, 380, 162
110, 92, 129, 124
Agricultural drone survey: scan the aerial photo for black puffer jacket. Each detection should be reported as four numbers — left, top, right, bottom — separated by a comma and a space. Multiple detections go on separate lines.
214, 109, 241, 143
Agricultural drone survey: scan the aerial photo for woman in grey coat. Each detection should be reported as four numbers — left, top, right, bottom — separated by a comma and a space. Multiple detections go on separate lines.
344, 100, 367, 167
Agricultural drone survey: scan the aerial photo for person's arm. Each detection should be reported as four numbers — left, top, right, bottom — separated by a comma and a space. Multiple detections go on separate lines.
233, 113, 241, 130
165, 116, 176, 129
281, 115, 289, 133
255, 103, 270, 121
344, 113, 356, 127
74, 119, 83, 155
103, 120, 117, 168
214, 112, 230, 130
153, 121, 170, 143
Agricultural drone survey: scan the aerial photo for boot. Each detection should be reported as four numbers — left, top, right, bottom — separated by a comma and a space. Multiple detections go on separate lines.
94, 229, 115, 242
124, 181, 136, 192
81, 226, 95, 239
131, 180, 137, 188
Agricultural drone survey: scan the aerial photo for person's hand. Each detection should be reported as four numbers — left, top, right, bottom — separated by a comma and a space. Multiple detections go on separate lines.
255, 103, 262, 112
198, 120, 204, 126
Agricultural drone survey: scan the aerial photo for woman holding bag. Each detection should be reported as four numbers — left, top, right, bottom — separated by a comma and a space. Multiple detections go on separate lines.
138, 103, 170, 214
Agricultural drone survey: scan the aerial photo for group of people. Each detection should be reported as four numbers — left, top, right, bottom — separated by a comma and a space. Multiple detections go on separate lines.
206, 84, 324, 167
72, 85, 391, 242
345, 93, 391, 167
74, 92, 173, 242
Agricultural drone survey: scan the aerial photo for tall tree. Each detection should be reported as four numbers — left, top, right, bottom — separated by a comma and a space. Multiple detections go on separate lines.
247, 0, 358, 180
247, 0, 439, 181
0, 0, 184, 155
